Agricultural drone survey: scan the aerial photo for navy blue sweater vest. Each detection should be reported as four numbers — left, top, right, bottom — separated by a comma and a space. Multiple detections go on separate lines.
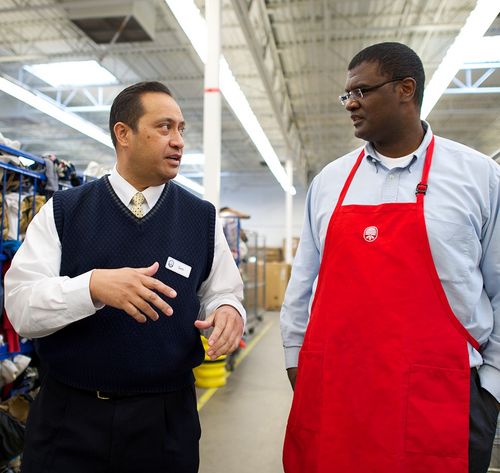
36, 177, 215, 392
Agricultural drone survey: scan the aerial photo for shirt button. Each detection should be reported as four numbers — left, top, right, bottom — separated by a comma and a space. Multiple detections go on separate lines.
389, 175, 394, 180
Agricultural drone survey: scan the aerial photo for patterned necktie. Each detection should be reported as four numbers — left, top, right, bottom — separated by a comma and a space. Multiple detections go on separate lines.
130, 192, 145, 218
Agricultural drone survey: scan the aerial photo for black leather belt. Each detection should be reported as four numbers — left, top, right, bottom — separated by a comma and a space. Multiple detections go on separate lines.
43, 376, 166, 401
95, 390, 143, 400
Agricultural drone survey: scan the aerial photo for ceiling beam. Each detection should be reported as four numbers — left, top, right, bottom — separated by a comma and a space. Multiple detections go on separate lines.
272, 22, 463, 36
230, 0, 304, 183
0, 0, 155, 15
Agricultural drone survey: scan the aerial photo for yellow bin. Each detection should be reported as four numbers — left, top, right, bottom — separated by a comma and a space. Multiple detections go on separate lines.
193, 336, 227, 388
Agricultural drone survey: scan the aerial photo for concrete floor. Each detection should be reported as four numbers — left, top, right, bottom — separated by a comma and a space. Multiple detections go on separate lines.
197, 312, 292, 473
490, 435, 500, 472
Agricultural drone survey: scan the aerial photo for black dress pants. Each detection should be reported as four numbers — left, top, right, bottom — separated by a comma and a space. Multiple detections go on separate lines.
469, 368, 499, 473
21, 377, 201, 473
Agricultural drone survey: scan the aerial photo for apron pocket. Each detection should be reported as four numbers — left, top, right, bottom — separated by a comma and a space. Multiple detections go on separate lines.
405, 364, 469, 457
288, 350, 324, 432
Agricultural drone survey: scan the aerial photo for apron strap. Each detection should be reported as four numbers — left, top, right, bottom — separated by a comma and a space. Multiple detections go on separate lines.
337, 137, 436, 211
416, 136, 435, 203
334, 149, 365, 213
415, 136, 480, 350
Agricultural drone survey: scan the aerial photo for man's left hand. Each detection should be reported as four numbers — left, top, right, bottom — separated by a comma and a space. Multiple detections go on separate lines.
194, 305, 244, 360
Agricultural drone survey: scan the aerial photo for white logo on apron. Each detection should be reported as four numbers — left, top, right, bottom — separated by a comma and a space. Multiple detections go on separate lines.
363, 226, 378, 242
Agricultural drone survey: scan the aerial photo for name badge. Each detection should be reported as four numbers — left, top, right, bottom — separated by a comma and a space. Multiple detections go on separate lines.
165, 257, 192, 278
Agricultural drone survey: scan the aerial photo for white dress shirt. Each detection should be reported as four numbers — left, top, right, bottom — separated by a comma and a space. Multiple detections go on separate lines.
5, 167, 246, 338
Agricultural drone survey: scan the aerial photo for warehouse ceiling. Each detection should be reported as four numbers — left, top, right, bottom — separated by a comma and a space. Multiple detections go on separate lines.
0, 0, 499, 192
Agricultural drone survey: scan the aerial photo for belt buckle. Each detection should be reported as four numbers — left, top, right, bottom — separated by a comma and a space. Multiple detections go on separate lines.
96, 390, 111, 400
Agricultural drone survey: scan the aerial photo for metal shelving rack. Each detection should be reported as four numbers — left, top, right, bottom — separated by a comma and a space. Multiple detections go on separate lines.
220, 216, 266, 335
240, 230, 265, 334
0, 142, 46, 262
0, 143, 46, 362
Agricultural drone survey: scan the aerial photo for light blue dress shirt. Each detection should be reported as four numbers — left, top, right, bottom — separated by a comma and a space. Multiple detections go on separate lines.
280, 122, 500, 400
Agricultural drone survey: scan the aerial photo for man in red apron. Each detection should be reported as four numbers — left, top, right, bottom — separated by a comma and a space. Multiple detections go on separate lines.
281, 42, 500, 473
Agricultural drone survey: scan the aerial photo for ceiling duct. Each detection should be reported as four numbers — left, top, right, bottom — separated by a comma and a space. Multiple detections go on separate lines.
66, 0, 156, 44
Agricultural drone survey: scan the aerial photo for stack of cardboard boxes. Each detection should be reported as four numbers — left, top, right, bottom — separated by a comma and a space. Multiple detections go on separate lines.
264, 237, 299, 311
265, 261, 291, 310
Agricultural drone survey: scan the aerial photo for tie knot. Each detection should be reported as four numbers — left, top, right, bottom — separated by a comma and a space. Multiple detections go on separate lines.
131, 192, 145, 206
130, 192, 145, 218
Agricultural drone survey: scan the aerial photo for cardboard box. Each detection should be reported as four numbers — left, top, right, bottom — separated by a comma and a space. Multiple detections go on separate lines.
265, 246, 283, 262
265, 262, 291, 310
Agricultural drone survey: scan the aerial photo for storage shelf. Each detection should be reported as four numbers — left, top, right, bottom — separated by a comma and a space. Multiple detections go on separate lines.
0, 142, 45, 165
0, 161, 46, 181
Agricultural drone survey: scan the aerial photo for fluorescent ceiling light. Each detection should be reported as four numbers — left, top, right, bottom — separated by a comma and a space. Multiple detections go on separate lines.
165, 1, 208, 63
165, 0, 296, 196
0, 76, 113, 147
25, 60, 118, 87
463, 35, 500, 65
421, 0, 500, 119
0, 76, 204, 195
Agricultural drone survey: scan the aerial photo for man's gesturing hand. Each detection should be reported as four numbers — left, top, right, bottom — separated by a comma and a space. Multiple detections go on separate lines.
89, 262, 177, 323
194, 305, 244, 360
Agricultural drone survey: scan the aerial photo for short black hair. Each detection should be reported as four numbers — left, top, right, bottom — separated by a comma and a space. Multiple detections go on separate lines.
348, 42, 425, 109
109, 81, 172, 147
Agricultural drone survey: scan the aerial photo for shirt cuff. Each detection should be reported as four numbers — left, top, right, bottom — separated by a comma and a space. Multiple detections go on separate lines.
217, 301, 246, 326
284, 346, 301, 369
61, 270, 102, 313
478, 364, 500, 402
204, 298, 246, 326
197, 299, 246, 340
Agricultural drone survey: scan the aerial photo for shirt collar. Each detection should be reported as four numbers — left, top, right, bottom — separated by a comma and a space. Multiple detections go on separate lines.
363, 120, 433, 171
108, 166, 165, 209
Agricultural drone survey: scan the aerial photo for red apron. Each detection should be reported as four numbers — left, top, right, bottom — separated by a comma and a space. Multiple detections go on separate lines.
283, 137, 479, 473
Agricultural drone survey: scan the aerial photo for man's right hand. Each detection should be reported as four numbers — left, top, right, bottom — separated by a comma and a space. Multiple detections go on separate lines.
89, 262, 177, 323
287, 367, 298, 390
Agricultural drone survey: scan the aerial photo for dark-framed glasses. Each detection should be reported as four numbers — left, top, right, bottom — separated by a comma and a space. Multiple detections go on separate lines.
339, 78, 406, 106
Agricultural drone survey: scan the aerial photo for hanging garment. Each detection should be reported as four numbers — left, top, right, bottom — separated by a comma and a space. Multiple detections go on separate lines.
283, 137, 478, 473
2, 261, 20, 354
0, 194, 8, 240
19, 195, 46, 235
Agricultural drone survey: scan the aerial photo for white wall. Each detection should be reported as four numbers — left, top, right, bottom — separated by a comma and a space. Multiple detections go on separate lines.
220, 172, 307, 248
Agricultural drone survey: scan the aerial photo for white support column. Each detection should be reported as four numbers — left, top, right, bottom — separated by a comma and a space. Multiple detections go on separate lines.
285, 159, 293, 264
203, 0, 222, 208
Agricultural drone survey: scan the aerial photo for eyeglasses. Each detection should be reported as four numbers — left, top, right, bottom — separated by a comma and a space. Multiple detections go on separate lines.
339, 78, 406, 106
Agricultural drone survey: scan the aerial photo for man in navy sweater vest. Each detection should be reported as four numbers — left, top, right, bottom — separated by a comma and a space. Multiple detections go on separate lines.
5, 81, 246, 473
